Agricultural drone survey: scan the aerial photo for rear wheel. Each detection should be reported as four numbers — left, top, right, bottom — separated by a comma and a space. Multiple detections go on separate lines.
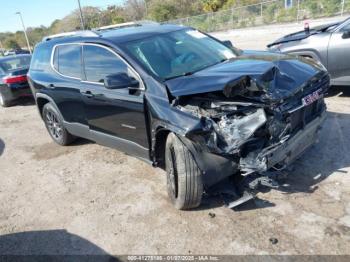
0, 91, 11, 107
42, 103, 76, 146
165, 133, 203, 210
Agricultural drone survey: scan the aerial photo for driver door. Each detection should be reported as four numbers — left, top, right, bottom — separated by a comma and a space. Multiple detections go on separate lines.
327, 21, 350, 85
80, 44, 149, 158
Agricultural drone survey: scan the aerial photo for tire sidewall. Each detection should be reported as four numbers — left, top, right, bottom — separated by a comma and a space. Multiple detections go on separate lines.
165, 134, 179, 206
0, 90, 10, 107
165, 133, 203, 209
0, 92, 4, 107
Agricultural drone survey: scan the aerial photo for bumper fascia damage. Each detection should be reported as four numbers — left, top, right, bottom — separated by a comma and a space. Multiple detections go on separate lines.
240, 110, 326, 175
181, 109, 326, 188
180, 109, 326, 208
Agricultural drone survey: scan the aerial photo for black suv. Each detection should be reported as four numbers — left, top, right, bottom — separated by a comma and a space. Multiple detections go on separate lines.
28, 23, 329, 210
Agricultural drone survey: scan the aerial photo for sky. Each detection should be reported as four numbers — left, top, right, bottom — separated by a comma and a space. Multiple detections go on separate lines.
0, 0, 124, 33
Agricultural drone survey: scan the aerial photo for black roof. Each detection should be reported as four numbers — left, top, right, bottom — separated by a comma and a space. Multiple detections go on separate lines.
99, 23, 187, 43
39, 23, 188, 47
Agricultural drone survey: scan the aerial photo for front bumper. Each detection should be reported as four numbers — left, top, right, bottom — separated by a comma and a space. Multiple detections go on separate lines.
240, 110, 327, 174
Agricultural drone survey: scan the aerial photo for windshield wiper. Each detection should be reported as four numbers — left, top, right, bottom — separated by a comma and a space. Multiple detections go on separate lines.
165, 71, 194, 81
164, 58, 229, 81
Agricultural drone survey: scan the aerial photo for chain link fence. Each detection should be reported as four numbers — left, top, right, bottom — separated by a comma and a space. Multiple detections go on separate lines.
166, 0, 350, 32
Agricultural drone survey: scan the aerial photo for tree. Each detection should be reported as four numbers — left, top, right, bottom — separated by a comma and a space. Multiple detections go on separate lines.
148, 0, 178, 21
202, 0, 225, 12
124, 0, 146, 20
4, 38, 20, 49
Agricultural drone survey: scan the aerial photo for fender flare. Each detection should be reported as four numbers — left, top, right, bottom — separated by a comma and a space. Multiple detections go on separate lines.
35, 93, 62, 120
154, 127, 237, 188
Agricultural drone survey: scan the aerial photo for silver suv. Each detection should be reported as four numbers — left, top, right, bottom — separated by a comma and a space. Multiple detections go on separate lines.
268, 17, 350, 86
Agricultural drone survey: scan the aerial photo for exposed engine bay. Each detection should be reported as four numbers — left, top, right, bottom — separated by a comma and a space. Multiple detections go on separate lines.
175, 74, 328, 179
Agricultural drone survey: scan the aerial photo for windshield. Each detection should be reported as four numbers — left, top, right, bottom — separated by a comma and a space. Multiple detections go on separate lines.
0, 56, 31, 74
122, 29, 236, 80
321, 17, 350, 32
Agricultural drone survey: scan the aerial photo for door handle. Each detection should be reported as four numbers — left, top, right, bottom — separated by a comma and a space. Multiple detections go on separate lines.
82, 90, 94, 98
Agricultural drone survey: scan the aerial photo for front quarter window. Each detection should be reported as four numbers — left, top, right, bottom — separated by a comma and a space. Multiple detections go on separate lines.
123, 29, 236, 80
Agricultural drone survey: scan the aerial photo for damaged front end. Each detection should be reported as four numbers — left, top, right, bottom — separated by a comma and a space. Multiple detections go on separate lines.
171, 69, 329, 205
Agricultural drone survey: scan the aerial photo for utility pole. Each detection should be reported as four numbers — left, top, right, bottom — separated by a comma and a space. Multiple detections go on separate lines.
77, 0, 85, 30
15, 12, 31, 54
144, 0, 148, 18
296, 0, 300, 23
0, 40, 4, 56
341, 0, 345, 16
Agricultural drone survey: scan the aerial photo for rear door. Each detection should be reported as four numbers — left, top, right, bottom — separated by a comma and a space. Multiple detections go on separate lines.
80, 44, 149, 158
48, 44, 87, 125
327, 20, 350, 84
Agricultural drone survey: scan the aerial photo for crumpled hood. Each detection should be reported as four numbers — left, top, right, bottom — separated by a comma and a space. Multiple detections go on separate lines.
165, 52, 327, 102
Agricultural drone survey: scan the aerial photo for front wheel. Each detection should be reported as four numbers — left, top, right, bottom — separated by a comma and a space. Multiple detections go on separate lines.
42, 103, 76, 146
165, 133, 203, 210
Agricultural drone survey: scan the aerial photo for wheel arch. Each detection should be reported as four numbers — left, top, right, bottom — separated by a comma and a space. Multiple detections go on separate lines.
153, 127, 171, 169
35, 93, 60, 119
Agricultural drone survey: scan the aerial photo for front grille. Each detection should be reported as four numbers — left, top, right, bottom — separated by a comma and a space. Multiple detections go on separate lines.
286, 73, 329, 134
289, 99, 324, 133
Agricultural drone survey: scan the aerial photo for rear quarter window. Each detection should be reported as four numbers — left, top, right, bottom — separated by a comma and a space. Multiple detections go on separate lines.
53, 44, 82, 79
30, 45, 52, 72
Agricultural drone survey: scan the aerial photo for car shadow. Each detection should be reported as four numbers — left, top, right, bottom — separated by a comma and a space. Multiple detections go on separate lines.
16, 96, 35, 106
196, 110, 350, 212
326, 85, 350, 97
0, 229, 118, 260
275, 110, 350, 195
70, 138, 95, 147
0, 138, 4, 157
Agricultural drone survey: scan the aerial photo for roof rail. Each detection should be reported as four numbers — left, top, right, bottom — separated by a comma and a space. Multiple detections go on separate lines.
42, 30, 99, 42
94, 20, 158, 31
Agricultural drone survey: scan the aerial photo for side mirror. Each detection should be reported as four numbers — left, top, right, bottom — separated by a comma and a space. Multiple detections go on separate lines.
342, 30, 350, 39
222, 40, 234, 49
104, 73, 139, 89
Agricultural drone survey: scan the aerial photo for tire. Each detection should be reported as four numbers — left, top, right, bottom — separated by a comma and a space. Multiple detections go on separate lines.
165, 133, 203, 210
0, 91, 11, 107
42, 103, 76, 146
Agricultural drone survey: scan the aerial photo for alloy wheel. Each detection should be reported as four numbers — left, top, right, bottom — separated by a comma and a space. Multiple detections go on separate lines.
45, 110, 63, 140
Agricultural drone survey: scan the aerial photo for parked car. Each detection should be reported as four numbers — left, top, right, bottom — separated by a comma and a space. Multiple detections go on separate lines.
28, 24, 329, 209
268, 17, 350, 86
0, 54, 32, 107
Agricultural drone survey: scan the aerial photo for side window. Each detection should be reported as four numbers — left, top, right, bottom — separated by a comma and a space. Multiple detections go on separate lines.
83, 45, 128, 83
53, 44, 82, 79
341, 22, 350, 32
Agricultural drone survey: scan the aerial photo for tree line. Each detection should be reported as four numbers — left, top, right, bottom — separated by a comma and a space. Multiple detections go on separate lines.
0, 0, 346, 50
0, 0, 273, 49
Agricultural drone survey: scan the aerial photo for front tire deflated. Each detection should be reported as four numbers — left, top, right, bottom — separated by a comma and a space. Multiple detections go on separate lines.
165, 133, 203, 210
